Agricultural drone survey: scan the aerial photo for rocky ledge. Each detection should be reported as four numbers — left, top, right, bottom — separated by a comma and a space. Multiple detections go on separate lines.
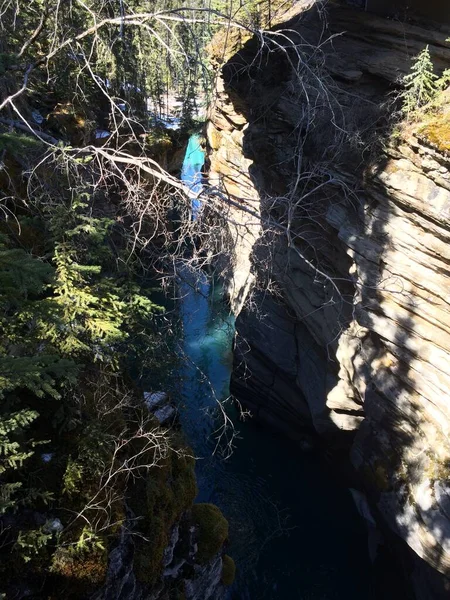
207, 1, 450, 597
95, 394, 232, 600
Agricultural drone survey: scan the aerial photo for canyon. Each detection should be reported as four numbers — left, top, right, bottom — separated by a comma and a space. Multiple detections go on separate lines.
2, 0, 450, 596
206, 1, 450, 597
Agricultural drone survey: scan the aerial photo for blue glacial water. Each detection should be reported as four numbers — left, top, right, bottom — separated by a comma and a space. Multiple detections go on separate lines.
181, 133, 204, 220
176, 266, 377, 600
165, 134, 406, 599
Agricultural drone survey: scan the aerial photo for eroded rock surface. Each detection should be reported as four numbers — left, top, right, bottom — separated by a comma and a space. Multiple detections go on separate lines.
207, 2, 450, 597
95, 514, 226, 600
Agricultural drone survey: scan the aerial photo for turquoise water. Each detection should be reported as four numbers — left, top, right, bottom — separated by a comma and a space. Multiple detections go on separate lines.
181, 133, 204, 220
177, 269, 377, 599
176, 136, 379, 599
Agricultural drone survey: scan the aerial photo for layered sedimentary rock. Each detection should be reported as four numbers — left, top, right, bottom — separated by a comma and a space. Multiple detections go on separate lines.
207, 2, 450, 597
207, 75, 261, 314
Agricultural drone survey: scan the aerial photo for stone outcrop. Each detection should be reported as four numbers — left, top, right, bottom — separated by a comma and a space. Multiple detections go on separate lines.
207, 1, 450, 597
93, 393, 229, 600
95, 515, 226, 600
207, 75, 261, 314
144, 390, 177, 426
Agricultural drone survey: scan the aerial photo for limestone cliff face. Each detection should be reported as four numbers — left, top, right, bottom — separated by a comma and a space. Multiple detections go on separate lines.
207, 2, 450, 597
207, 75, 261, 314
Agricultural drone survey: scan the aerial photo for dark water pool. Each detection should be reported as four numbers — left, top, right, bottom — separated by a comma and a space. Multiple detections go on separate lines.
176, 270, 377, 600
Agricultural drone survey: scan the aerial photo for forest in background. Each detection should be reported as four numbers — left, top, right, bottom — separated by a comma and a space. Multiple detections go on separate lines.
1, 0, 449, 597
0, 0, 285, 596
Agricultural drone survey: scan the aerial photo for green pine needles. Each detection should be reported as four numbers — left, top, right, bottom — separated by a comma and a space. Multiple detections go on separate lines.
401, 45, 450, 115
0, 0, 251, 593
402, 45, 438, 113
0, 170, 166, 591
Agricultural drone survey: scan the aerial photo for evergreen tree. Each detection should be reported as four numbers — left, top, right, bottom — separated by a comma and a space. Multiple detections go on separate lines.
0, 0, 254, 593
401, 45, 439, 114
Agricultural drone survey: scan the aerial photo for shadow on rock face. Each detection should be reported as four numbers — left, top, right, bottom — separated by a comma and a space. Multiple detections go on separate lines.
206, 1, 450, 597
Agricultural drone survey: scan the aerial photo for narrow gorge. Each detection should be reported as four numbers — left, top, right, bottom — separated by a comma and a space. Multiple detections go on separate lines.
207, 2, 450, 598
1, 0, 450, 598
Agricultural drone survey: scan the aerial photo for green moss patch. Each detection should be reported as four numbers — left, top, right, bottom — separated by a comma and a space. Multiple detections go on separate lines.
191, 503, 229, 565
0, 131, 44, 154
221, 554, 236, 586
50, 548, 107, 598
413, 88, 450, 153
133, 447, 198, 585
420, 112, 450, 152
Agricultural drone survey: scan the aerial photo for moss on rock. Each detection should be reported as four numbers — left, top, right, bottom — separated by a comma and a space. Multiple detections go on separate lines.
420, 113, 450, 152
191, 503, 229, 565
415, 89, 450, 153
50, 547, 108, 598
133, 446, 198, 585
0, 131, 44, 154
221, 554, 236, 586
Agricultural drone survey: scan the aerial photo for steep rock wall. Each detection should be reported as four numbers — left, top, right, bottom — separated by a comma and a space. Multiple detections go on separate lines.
207, 2, 450, 597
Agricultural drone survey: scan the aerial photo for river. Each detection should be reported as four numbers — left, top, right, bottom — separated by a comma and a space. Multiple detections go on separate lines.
175, 135, 381, 599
